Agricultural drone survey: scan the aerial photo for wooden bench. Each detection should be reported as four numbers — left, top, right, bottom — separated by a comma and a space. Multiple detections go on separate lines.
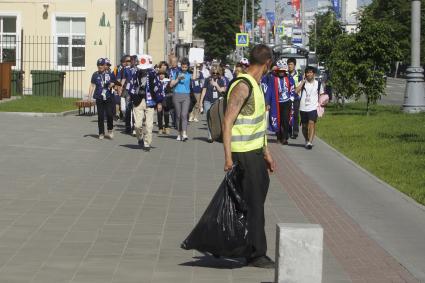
75, 100, 96, 116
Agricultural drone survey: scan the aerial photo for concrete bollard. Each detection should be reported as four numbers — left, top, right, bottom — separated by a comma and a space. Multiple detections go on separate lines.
275, 223, 324, 283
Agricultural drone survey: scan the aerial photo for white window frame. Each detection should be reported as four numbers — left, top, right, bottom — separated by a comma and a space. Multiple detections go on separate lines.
0, 12, 21, 70
52, 13, 87, 71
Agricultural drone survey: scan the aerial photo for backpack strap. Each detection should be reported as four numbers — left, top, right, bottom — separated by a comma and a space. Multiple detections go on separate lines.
225, 76, 254, 112
300, 80, 321, 100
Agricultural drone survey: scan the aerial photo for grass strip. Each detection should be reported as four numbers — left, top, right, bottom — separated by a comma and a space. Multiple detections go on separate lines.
0, 96, 78, 113
317, 103, 425, 206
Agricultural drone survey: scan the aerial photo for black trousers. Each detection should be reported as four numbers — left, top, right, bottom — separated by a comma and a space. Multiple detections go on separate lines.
157, 103, 170, 129
232, 148, 270, 258
279, 101, 292, 141
96, 98, 114, 135
290, 99, 300, 137
125, 96, 133, 133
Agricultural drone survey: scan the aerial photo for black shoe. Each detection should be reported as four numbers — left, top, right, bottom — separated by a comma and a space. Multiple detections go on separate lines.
246, 255, 275, 269
138, 139, 144, 148
281, 139, 288, 145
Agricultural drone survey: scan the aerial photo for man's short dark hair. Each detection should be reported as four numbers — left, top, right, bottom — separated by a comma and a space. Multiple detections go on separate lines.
249, 44, 273, 66
180, 57, 190, 66
159, 61, 169, 68
287, 57, 297, 65
121, 55, 130, 63
304, 66, 316, 74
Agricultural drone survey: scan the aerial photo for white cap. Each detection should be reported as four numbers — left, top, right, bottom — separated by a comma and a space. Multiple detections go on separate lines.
136, 54, 153, 70
276, 59, 288, 71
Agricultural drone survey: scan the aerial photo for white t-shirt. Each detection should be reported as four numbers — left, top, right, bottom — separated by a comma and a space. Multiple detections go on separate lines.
300, 80, 324, 112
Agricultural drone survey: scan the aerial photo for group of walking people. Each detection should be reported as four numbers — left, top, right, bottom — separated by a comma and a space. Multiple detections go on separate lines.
88, 52, 325, 150
88, 54, 252, 148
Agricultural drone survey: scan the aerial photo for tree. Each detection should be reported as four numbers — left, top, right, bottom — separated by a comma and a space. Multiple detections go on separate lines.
354, 14, 402, 113
307, 11, 343, 66
326, 34, 359, 108
194, 0, 240, 61
194, 0, 262, 61
364, 0, 425, 66
326, 12, 402, 114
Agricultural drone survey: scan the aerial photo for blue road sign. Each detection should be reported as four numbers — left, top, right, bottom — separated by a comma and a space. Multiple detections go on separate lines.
236, 33, 249, 47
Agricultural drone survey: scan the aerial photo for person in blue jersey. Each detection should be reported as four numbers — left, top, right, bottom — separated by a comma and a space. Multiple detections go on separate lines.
263, 60, 296, 145
170, 58, 195, 141
287, 57, 303, 139
199, 66, 227, 142
118, 55, 135, 134
155, 68, 170, 135
128, 55, 158, 151
168, 56, 181, 129
88, 58, 116, 140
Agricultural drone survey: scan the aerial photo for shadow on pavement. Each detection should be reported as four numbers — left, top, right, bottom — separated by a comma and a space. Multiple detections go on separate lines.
192, 137, 210, 142
287, 143, 307, 148
157, 135, 178, 140
83, 134, 99, 139
180, 255, 245, 269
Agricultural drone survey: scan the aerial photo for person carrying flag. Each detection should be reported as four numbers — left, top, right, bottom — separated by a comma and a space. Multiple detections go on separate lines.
262, 60, 296, 145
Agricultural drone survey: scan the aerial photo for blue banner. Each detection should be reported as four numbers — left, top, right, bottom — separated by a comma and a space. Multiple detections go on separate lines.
266, 11, 275, 26
245, 22, 252, 32
332, 0, 341, 18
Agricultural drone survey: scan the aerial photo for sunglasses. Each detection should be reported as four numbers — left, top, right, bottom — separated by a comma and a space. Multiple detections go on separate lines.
125, 60, 131, 63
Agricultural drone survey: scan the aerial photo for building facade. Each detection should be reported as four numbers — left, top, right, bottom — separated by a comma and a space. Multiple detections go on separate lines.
0, 0, 171, 98
175, 0, 193, 58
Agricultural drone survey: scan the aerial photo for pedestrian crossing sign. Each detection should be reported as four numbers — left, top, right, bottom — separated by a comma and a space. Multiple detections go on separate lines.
276, 26, 285, 35
236, 33, 249, 47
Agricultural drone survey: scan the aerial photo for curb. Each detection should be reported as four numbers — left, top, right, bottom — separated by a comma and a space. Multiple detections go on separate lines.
0, 109, 79, 117
316, 136, 425, 213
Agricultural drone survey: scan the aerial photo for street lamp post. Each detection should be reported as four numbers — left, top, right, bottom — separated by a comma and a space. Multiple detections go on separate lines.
403, 0, 425, 113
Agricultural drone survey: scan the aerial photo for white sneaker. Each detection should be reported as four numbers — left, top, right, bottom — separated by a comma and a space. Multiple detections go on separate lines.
99, 134, 104, 140
176, 135, 182, 141
306, 142, 313, 150
132, 130, 136, 137
193, 118, 199, 122
189, 117, 194, 122
182, 134, 188, 141
107, 130, 114, 139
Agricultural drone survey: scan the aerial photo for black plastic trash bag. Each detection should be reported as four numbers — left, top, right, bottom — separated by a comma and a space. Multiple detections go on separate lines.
181, 164, 249, 258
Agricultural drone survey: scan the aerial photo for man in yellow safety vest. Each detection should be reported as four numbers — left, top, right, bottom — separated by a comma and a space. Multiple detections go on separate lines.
222, 44, 276, 269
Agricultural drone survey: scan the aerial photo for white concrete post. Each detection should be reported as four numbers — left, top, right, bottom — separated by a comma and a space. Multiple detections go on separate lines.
275, 223, 324, 283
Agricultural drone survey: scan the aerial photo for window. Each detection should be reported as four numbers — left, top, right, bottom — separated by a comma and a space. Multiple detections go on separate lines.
179, 12, 184, 31
0, 16, 17, 65
55, 17, 85, 68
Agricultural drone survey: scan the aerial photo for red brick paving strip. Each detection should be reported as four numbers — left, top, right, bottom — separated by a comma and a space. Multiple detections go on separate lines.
270, 144, 419, 283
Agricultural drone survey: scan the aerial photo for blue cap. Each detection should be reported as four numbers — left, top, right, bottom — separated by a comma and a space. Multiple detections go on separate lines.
97, 58, 105, 66
105, 58, 111, 66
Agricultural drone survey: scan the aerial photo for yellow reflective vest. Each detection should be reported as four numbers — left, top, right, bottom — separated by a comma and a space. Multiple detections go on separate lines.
227, 73, 267, 153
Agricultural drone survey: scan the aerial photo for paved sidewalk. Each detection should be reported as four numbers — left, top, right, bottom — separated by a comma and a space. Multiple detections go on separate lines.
0, 114, 421, 282
281, 135, 425, 282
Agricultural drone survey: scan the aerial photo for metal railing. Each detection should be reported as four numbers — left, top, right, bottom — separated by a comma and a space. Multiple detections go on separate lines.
1, 31, 85, 99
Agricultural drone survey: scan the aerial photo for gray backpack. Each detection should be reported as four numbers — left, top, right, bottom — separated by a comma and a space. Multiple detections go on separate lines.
207, 77, 253, 143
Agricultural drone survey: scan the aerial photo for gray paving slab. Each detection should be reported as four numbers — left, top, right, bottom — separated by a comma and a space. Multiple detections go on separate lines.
283, 134, 425, 281
0, 114, 350, 283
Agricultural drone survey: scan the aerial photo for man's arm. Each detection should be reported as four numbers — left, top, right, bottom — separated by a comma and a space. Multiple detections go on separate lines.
199, 87, 207, 112
295, 78, 305, 94
222, 81, 249, 171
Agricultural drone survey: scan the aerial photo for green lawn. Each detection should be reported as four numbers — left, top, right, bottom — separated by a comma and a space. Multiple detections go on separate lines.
0, 96, 78, 113
317, 103, 425, 206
